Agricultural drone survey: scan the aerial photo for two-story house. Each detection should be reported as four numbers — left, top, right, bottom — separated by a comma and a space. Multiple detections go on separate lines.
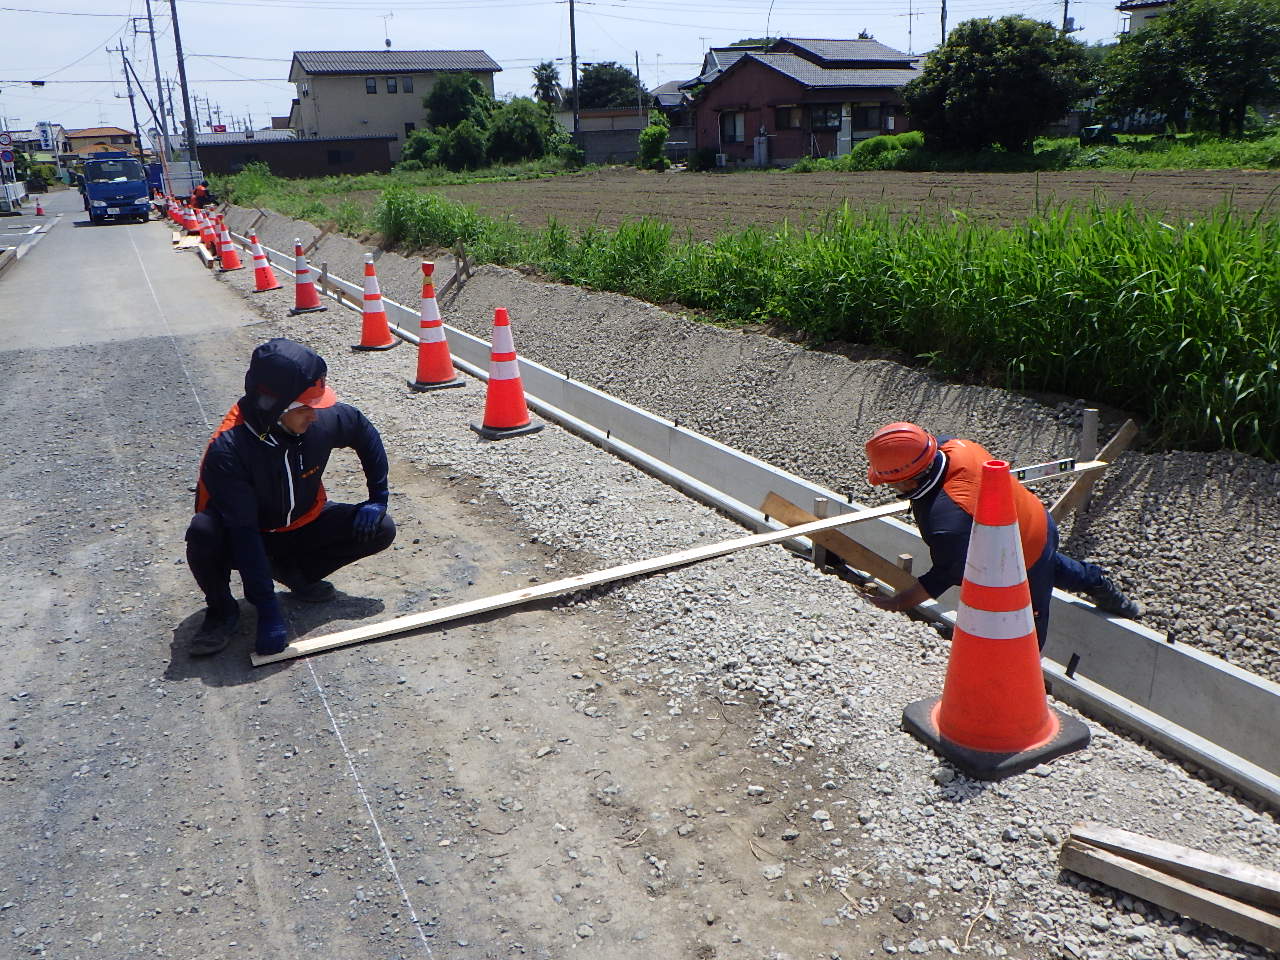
65, 126, 138, 157
288, 49, 501, 160
691, 38, 921, 165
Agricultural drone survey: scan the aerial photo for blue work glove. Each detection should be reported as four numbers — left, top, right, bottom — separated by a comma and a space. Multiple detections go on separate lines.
255, 600, 289, 656
352, 500, 388, 543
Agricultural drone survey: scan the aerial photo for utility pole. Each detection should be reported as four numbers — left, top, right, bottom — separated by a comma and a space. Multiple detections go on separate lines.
137, 0, 171, 160
635, 50, 643, 117
116, 42, 146, 165
168, 0, 199, 163
568, 0, 580, 137
940, 0, 947, 44
1061, 0, 1071, 32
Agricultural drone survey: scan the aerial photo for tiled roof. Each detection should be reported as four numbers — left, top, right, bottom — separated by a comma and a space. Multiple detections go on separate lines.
652, 80, 685, 106
292, 50, 500, 75
774, 38, 914, 64
747, 52, 920, 88
66, 126, 134, 138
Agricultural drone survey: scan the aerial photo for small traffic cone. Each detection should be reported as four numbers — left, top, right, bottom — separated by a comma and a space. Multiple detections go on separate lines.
248, 234, 282, 292
34, 197, 44, 216
352, 253, 397, 351
289, 239, 326, 315
198, 210, 217, 253
408, 262, 464, 391
217, 218, 243, 271
470, 308, 543, 440
901, 459, 1089, 780
183, 203, 198, 234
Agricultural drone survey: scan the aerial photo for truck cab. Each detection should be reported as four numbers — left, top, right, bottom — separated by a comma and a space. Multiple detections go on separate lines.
79, 152, 151, 224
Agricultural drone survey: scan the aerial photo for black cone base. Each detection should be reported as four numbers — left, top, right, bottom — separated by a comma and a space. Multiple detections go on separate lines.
902, 697, 1090, 781
289, 305, 327, 316
408, 377, 465, 392
470, 421, 544, 441
351, 340, 398, 351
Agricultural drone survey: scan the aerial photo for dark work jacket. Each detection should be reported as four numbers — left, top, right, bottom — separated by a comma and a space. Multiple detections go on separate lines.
912, 437, 1050, 600
193, 339, 388, 607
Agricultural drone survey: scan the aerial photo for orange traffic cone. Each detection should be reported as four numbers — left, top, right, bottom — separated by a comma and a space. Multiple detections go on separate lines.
217, 218, 243, 271
352, 253, 397, 351
408, 262, 464, 391
198, 210, 217, 253
183, 203, 198, 234
901, 459, 1089, 780
470, 308, 543, 440
248, 234, 282, 292
34, 197, 44, 216
288, 239, 326, 315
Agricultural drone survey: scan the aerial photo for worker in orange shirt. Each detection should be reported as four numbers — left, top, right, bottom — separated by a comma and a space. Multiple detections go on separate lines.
863, 422, 1140, 648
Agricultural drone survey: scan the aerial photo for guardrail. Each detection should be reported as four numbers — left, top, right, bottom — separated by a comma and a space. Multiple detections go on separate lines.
222, 216, 1280, 811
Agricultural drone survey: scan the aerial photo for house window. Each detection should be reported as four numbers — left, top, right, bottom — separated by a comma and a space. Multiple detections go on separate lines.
402, 75, 414, 93
300, 80, 310, 98
810, 105, 842, 129
327, 149, 356, 165
775, 106, 799, 129
365, 77, 377, 94
386, 76, 397, 93
852, 104, 882, 129
404, 122, 416, 137
719, 111, 744, 144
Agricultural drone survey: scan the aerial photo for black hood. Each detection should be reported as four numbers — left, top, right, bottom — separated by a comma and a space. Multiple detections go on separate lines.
237, 338, 329, 436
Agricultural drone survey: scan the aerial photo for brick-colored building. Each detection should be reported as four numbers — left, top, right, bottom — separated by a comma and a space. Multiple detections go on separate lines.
692, 38, 921, 165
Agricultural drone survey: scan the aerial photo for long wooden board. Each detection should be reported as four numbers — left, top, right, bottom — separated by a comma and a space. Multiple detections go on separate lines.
1070, 822, 1280, 910
1060, 840, 1280, 951
252, 499, 913, 666
1050, 420, 1138, 521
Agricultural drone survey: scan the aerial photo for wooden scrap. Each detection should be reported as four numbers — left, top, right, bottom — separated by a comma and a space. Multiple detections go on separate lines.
302, 228, 330, 255
1060, 839, 1280, 951
1069, 822, 1280, 910
1050, 419, 1138, 521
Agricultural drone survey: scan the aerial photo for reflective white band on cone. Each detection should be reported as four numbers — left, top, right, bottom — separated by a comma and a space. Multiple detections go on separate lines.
962, 523, 1029, 588
489, 359, 520, 380
954, 603, 1036, 640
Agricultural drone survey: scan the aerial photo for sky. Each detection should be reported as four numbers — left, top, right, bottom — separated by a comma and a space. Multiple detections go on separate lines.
1, 0, 1130, 142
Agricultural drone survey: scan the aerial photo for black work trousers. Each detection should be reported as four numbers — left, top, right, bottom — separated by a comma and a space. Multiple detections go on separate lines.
185, 503, 396, 605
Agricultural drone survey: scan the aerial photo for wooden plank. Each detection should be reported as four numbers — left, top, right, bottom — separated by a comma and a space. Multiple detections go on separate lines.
251, 498, 913, 666
1051, 420, 1138, 521
1070, 822, 1280, 910
302, 228, 330, 256
762, 492, 916, 592
1059, 840, 1280, 951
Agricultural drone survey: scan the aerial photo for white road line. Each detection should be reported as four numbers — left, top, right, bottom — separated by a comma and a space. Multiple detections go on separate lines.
127, 225, 436, 958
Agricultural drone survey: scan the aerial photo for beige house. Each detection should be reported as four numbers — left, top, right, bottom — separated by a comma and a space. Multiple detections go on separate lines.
1117, 0, 1175, 33
65, 126, 137, 157
288, 50, 500, 160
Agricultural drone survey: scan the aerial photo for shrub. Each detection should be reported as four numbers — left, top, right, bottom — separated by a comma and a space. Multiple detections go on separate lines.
637, 123, 670, 171
487, 97, 552, 164
437, 120, 487, 171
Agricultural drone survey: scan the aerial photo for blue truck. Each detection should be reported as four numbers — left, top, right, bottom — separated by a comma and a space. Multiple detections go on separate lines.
78, 151, 152, 224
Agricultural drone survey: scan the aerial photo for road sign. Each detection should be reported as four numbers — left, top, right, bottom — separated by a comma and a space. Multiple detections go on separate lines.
0, 134, 12, 147
0, 151, 13, 163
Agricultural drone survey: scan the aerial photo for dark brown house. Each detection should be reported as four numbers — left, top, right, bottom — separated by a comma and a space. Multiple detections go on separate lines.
692, 38, 921, 165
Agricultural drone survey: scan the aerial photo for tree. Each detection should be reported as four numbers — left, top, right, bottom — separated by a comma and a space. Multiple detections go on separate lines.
437, 120, 487, 170
1163, 0, 1280, 137
571, 61, 646, 109
636, 109, 670, 170
531, 61, 562, 106
424, 73, 493, 129
902, 15, 1093, 152
1098, 29, 1195, 133
487, 97, 555, 163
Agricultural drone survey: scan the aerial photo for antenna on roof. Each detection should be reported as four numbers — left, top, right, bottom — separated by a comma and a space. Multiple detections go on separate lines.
381, 11, 393, 49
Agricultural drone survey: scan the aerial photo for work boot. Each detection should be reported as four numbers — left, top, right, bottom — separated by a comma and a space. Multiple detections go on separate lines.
190, 598, 241, 656
1087, 577, 1143, 619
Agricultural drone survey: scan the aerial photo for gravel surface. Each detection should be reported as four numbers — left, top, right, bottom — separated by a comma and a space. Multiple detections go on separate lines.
217, 207, 1279, 960
227, 204, 1280, 682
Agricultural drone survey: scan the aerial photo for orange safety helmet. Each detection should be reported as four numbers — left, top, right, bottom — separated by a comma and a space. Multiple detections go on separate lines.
865, 421, 939, 485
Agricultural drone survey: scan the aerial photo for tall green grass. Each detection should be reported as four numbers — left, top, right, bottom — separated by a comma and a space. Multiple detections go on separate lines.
233, 173, 1278, 460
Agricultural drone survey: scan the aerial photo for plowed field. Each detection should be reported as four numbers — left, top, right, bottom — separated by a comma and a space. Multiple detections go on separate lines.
432, 166, 1280, 238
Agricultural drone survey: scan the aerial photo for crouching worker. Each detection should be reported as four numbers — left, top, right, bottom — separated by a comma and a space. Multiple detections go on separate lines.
862, 422, 1140, 649
185, 338, 396, 656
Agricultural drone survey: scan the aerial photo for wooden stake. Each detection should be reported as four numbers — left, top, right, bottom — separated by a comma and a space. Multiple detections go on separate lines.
1050, 420, 1137, 521
252, 499, 912, 665
811, 497, 830, 569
